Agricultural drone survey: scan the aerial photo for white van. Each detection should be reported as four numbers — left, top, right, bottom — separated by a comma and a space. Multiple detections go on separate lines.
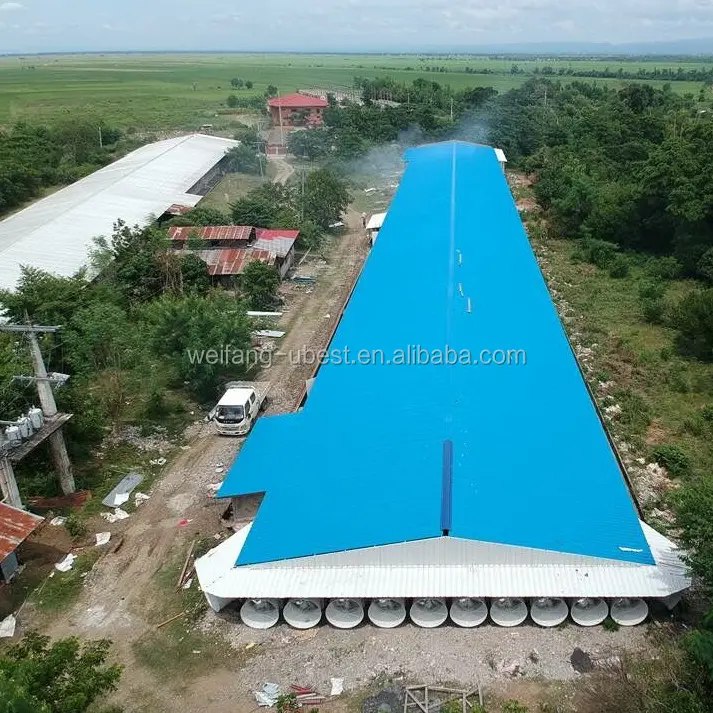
210, 382, 269, 436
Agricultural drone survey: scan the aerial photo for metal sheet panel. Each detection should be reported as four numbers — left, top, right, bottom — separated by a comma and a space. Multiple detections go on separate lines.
195, 522, 689, 601
0, 503, 44, 561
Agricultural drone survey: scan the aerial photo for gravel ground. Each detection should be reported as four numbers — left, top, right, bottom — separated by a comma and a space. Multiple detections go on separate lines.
201, 611, 650, 693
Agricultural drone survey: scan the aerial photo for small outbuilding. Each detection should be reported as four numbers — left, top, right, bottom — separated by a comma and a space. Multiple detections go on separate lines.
0, 503, 44, 582
366, 212, 387, 246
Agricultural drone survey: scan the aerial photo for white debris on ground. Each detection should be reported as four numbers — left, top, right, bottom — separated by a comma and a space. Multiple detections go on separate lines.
101, 425, 175, 455
49, 516, 67, 526
0, 615, 16, 638
201, 615, 649, 690
95, 532, 111, 546
134, 492, 150, 507
101, 508, 130, 523
255, 682, 281, 707
55, 553, 76, 572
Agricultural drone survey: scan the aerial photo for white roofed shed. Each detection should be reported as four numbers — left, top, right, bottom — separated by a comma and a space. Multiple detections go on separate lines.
0, 134, 237, 292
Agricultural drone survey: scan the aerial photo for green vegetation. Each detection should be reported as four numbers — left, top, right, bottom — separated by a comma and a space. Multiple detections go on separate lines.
230, 169, 350, 249
0, 53, 708, 132
0, 119, 122, 215
0, 632, 121, 713
29, 550, 101, 614
242, 262, 281, 310
0, 221, 255, 496
504, 78, 713, 710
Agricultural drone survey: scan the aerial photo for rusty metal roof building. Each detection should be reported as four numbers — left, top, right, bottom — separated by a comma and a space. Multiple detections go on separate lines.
0, 503, 44, 562
254, 229, 299, 258
175, 248, 275, 276
168, 225, 255, 243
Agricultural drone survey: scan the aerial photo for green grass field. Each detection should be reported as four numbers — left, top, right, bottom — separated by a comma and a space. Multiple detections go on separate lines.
0, 53, 708, 131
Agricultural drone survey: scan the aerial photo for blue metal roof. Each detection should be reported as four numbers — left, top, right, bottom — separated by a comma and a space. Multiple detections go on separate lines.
218, 141, 654, 567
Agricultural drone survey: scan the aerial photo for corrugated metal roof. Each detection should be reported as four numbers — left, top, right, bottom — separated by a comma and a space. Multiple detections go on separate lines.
168, 225, 254, 242
0, 503, 44, 561
268, 93, 329, 108
195, 521, 689, 601
218, 141, 653, 568
0, 134, 238, 292
176, 248, 275, 276
254, 229, 299, 258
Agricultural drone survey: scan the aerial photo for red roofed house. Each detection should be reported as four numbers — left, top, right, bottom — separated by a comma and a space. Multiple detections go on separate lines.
267, 93, 329, 128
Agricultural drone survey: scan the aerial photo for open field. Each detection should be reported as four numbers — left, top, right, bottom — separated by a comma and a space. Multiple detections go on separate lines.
0, 53, 708, 130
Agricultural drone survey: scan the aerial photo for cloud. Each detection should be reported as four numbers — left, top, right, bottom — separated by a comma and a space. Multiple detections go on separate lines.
3, 0, 713, 52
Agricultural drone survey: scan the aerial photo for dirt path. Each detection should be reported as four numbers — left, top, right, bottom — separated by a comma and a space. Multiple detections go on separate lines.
270, 156, 296, 185
34, 208, 368, 712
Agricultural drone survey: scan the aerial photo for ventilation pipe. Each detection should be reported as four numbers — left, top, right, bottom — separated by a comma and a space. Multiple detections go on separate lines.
610, 598, 648, 626
240, 598, 281, 629
489, 597, 528, 627
325, 598, 364, 629
368, 598, 406, 628
409, 598, 448, 628
530, 598, 568, 627
283, 598, 322, 629
449, 598, 488, 627
570, 598, 609, 627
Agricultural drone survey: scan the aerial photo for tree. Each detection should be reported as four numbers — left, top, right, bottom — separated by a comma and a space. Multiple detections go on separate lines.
224, 144, 261, 174
265, 85, 278, 98
0, 632, 121, 713
231, 183, 293, 226
227, 94, 239, 108
245, 80, 254, 90
0, 267, 90, 325
673, 290, 713, 361
288, 129, 331, 160
170, 207, 230, 226
179, 253, 211, 293
141, 292, 253, 399
302, 169, 350, 229
230, 78, 244, 89
242, 261, 281, 310
64, 302, 139, 374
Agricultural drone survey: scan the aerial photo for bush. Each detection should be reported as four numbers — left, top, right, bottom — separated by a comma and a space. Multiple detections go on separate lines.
647, 255, 682, 280
673, 289, 713, 361
608, 254, 631, 278
579, 238, 619, 269
639, 279, 666, 302
651, 443, 692, 477
65, 513, 87, 540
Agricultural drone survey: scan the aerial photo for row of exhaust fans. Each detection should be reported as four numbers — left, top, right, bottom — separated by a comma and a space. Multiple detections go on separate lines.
1, 407, 45, 448
239, 596, 650, 630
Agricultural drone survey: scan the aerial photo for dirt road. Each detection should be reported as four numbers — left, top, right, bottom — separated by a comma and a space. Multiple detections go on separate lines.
33, 209, 369, 712
270, 156, 296, 185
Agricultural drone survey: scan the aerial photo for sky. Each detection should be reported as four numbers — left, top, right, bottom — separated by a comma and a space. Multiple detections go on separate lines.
1, 0, 713, 53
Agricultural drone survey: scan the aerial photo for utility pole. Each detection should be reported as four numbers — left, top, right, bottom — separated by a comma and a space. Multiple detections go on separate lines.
98, 125, 103, 150
0, 323, 75, 495
450, 97, 454, 122
276, 90, 285, 148
301, 170, 306, 222
0, 438, 22, 509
